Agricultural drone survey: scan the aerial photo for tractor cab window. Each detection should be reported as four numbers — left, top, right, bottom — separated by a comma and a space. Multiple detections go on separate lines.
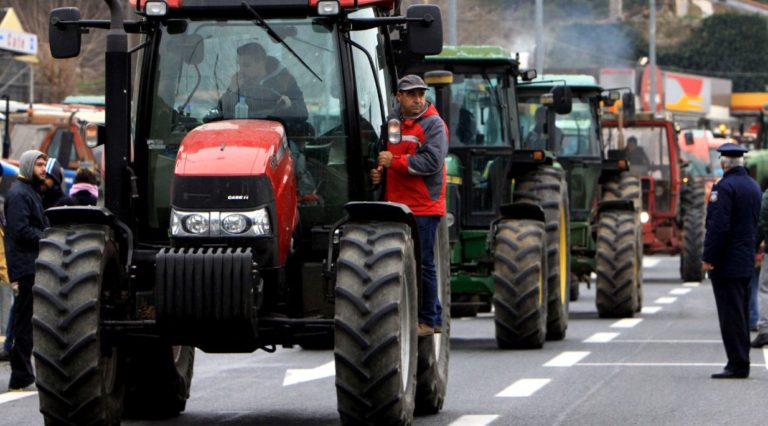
604, 126, 672, 212
143, 18, 345, 229
446, 74, 505, 146
518, 95, 600, 157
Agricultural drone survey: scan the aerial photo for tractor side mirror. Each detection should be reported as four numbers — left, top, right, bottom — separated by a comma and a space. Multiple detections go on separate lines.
49, 8, 82, 59
405, 5, 443, 55
622, 92, 636, 120
81, 122, 104, 149
684, 131, 694, 146
520, 69, 537, 82
547, 85, 572, 115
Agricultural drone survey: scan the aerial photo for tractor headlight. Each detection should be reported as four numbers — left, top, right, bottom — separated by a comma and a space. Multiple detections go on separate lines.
640, 211, 650, 224
145, 1, 168, 16
171, 208, 271, 237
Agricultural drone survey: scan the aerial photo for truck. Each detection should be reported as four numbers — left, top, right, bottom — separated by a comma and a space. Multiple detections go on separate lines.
603, 113, 707, 282
36, 1, 448, 424
407, 45, 563, 348
517, 75, 644, 318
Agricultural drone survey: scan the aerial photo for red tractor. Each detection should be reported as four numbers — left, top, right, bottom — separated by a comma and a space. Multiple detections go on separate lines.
36, 1, 448, 424
603, 113, 706, 282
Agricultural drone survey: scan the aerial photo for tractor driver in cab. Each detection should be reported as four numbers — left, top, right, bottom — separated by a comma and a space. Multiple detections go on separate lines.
625, 136, 650, 171
220, 42, 309, 123
524, 106, 562, 150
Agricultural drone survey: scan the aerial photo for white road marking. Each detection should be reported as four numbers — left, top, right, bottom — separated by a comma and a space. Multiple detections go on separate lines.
643, 257, 661, 268
578, 362, 766, 367
584, 332, 620, 343
611, 318, 643, 328
448, 415, 500, 426
612, 339, 720, 344
544, 351, 590, 367
683, 282, 701, 287
641, 306, 662, 314
496, 379, 551, 397
764, 348, 768, 371
670, 288, 691, 295
282, 361, 335, 386
0, 392, 37, 405
654, 296, 678, 304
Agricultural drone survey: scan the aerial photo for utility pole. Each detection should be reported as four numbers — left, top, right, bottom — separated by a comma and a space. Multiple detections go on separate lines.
448, 0, 457, 45
535, 0, 544, 75
649, 0, 657, 113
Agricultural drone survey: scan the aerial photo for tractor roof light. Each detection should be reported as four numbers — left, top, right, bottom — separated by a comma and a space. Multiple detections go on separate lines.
317, 1, 340, 15
617, 159, 628, 170
145, 1, 168, 16
532, 150, 545, 161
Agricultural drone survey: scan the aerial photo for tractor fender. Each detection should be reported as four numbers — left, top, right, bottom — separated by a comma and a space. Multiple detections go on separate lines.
344, 201, 422, 288
597, 199, 635, 215
498, 202, 546, 223
45, 206, 133, 271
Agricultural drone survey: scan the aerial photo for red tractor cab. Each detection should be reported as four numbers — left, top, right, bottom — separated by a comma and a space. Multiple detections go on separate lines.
603, 114, 706, 281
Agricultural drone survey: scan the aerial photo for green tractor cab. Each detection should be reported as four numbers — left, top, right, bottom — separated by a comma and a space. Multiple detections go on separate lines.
517, 75, 643, 318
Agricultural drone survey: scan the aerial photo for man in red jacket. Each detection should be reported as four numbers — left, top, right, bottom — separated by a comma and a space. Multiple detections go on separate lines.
371, 74, 448, 336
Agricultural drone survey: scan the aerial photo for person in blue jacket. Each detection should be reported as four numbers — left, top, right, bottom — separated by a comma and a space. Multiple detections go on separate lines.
702, 142, 762, 379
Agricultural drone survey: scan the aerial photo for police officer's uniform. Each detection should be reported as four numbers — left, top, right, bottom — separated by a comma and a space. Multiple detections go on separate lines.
703, 142, 762, 378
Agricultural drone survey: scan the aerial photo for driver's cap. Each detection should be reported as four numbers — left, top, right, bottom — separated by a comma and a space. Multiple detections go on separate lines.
398, 74, 428, 92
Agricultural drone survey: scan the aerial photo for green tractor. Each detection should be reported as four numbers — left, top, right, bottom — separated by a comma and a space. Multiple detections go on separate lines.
407, 45, 569, 347
517, 76, 644, 318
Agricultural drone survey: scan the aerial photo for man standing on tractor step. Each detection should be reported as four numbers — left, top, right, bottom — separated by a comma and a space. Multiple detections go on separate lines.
703, 142, 761, 379
5, 150, 49, 391
370, 74, 448, 337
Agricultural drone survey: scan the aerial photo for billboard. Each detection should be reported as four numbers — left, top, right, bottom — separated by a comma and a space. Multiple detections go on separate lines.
664, 72, 710, 114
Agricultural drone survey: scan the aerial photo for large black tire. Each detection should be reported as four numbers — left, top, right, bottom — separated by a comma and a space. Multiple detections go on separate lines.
33, 225, 124, 425
122, 344, 195, 419
595, 211, 640, 318
415, 217, 450, 415
514, 166, 570, 341
334, 222, 418, 425
680, 180, 705, 282
493, 219, 548, 349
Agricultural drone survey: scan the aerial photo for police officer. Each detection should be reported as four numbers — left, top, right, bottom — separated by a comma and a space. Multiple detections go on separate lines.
703, 142, 762, 379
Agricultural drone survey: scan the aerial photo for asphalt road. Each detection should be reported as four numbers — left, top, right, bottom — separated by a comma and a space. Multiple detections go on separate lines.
2, 254, 768, 425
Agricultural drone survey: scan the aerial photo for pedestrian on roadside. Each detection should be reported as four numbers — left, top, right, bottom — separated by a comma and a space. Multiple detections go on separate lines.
702, 142, 762, 379
750, 187, 768, 348
370, 74, 448, 337
56, 166, 99, 206
0, 191, 11, 362
40, 158, 65, 209
5, 150, 49, 391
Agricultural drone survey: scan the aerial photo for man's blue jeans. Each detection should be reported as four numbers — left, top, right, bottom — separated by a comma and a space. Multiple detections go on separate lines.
416, 216, 442, 327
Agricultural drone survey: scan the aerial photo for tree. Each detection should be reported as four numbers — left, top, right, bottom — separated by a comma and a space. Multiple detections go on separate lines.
658, 13, 768, 91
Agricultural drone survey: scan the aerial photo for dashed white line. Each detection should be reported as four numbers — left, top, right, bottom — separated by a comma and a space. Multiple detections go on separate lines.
448, 415, 500, 426
641, 306, 662, 314
611, 318, 643, 328
282, 361, 335, 386
764, 348, 768, 371
683, 282, 701, 287
544, 351, 590, 367
496, 379, 551, 397
654, 296, 678, 304
0, 391, 37, 405
612, 339, 720, 344
578, 362, 766, 367
643, 258, 661, 268
670, 288, 691, 295
584, 332, 620, 343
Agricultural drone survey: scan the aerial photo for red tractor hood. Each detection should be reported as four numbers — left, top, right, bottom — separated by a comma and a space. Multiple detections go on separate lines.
175, 120, 285, 176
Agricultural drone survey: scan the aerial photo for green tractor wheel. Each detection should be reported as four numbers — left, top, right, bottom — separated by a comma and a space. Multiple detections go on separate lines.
595, 211, 641, 318
514, 166, 570, 341
493, 219, 548, 349
680, 180, 706, 282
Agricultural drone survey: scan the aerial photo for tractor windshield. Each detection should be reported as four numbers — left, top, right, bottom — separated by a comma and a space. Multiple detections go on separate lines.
441, 73, 506, 146
518, 95, 601, 157
141, 17, 347, 230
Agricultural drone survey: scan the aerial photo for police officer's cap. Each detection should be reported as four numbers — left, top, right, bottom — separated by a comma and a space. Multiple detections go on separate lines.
398, 74, 428, 92
717, 142, 748, 157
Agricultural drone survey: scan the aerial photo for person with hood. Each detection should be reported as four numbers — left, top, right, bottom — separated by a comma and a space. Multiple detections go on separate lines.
370, 74, 449, 337
56, 166, 99, 206
219, 42, 308, 123
40, 158, 65, 209
5, 150, 49, 391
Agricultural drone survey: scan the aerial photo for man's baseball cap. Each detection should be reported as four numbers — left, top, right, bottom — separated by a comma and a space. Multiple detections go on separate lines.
398, 74, 428, 92
717, 142, 748, 157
